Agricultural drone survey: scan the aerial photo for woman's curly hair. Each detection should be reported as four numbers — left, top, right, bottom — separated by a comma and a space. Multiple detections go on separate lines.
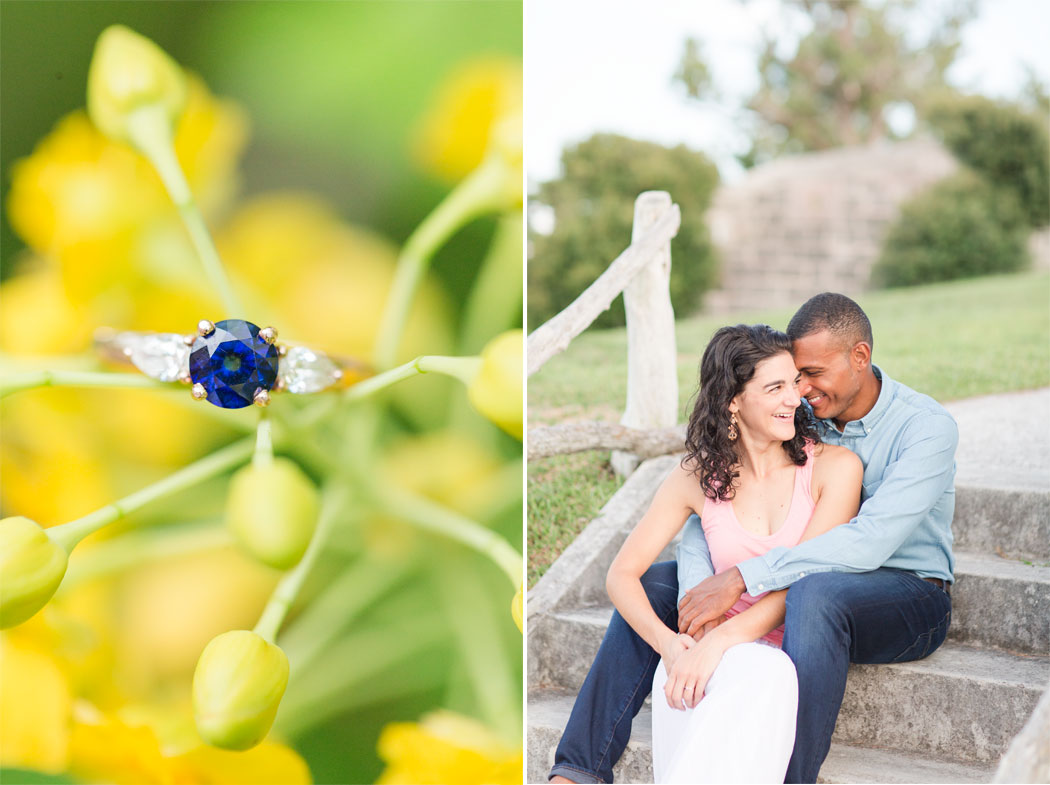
683, 324, 818, 501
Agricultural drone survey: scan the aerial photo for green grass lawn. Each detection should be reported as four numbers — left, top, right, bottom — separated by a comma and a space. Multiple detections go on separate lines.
527, 270, 1050, 587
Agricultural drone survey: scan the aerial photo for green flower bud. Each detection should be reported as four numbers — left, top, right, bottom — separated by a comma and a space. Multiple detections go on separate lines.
225, 458, 320, 570
192, 630, 289, 750
0, 516, 69, 629
467, 330, 523, 440
487, 113, 523, 210
87, 25, 187, 144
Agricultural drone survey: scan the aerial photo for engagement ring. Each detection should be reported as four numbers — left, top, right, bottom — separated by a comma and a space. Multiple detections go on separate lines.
95, 319, 368, 409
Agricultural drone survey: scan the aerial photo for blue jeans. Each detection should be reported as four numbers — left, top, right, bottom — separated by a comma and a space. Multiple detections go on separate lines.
548, 564, 951, 784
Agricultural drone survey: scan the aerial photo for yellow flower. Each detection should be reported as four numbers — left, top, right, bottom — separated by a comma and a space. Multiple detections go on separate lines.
380, 430, 505, 518
68, 703, 182, 785
376, 710, 522, 785
68, 702, 312, 785
218, 192, 453, 363
511, 584, 523, 633
172, 75, 249, 217
7, 111, 156, 298
114, 547, 277, 692
0, 385, 222, 525
413, 57, 523, 182
226, 458, 319, 570
0, 598, 310, 784
467, 330, 523, 439
7, 76, 246, 304
68, 705, 308, 785
486, 110, 524, 209
87, 25, 187, 145
2, 73, 243, 527
0, 391, 114, 524
0, 636, 72, 772
192, 630, 289, 750
0, 265, 93, 354
177, 739, 312, 784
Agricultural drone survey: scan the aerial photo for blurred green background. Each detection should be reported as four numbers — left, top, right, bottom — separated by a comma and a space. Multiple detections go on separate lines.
1, 3, 522, 784
1, 0, 522, 305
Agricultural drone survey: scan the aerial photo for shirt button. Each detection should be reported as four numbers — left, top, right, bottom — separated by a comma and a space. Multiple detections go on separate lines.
757, 584, 765, 591
799, 572, 806, 577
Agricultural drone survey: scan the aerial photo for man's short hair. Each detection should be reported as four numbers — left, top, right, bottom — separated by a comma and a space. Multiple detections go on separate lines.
787, 293, 874, 351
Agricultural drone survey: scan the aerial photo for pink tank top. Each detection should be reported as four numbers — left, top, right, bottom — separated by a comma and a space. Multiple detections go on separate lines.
701, 442, 816, 647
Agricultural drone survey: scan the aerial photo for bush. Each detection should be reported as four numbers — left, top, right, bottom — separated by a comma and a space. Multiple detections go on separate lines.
928, 95, 1049, 227
528, 134, 719, 329
873, 171, 1029, 287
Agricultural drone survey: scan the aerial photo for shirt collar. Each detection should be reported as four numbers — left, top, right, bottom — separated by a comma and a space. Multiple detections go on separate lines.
817, 364, 896, 436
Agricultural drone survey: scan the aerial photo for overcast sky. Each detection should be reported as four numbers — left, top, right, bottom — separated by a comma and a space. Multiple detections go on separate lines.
525, 0, 1050, 188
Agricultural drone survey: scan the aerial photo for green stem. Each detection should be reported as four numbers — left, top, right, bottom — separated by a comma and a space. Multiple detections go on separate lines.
278, 616, 448, 738
0, 370, 164, 399
290, 354, 481, 429
374, 482, 521, 590
438, 557, 520, 736
0, 367, 254, 433
165, 391, 258, 432
457, 210, 524, 355
279, 556, 414, 672
253, 487, 346, 643
60, 523, 231, 591
253, 415, 274, 468
448, 210, 523, 431
127, 105, 243, 315
373, 160, 506, 370
48, 437, 254, 553
344, 355, 481, 402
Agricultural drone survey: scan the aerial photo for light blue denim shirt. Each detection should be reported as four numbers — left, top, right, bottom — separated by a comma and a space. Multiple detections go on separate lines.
677, 366, 957, 602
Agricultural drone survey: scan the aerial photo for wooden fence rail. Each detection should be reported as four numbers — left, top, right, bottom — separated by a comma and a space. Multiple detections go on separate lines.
527, 191, 683, 473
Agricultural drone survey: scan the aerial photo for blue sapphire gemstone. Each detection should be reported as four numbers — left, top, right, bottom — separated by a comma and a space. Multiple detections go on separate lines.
189, 319, 279, 408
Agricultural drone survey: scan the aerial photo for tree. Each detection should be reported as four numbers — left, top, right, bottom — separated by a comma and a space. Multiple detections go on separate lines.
528, 134, 719, 329
928, 93, 1049, 228
678, 0, 977, 166
873, 170, 1029, 287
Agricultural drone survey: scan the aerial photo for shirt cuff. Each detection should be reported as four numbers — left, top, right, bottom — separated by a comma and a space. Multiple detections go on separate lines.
737, 556, 775, 596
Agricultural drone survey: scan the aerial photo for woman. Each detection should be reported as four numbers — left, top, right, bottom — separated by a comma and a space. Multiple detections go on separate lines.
605, 324, 863, 784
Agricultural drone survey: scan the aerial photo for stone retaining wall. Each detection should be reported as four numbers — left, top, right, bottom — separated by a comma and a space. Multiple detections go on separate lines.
704, 138, 958, 312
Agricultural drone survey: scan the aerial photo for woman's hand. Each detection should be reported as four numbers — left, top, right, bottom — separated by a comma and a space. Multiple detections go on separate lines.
658, 631, 696, 676
663, 630, 731, 710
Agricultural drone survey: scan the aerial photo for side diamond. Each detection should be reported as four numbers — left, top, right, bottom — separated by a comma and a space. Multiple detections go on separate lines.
120, 332, 190, 383
279, 346, 341, 394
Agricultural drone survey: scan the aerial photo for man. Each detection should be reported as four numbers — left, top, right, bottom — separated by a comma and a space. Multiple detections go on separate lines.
548, 293, 957, 784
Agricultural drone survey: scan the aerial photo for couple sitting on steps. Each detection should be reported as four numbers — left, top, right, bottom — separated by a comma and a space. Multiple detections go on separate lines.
548, 293, 957, 784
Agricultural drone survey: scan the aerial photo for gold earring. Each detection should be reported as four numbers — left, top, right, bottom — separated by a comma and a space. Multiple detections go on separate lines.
728, 412, 738, 441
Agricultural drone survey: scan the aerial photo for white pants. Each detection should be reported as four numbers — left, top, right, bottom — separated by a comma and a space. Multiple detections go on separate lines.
651, 641, 798, 784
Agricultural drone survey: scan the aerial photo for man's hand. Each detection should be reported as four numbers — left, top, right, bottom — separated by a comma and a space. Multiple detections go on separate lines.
689, 616, 726, 641
678, 567, 746, 637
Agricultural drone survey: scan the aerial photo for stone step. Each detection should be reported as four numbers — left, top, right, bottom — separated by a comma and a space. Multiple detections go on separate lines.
951, 551, 1050, 653
528, 551, 1050, 692
529, 635, 1048, 765
952, 486, 1050, 561
835, 644, 1048, 765
528, 690, 998, 784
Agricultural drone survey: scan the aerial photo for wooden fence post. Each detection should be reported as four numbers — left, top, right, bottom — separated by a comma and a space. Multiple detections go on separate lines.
611, 191, 679, 477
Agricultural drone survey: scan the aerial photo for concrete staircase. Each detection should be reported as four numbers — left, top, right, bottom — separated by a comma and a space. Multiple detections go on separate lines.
527, 390, 1050, 783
